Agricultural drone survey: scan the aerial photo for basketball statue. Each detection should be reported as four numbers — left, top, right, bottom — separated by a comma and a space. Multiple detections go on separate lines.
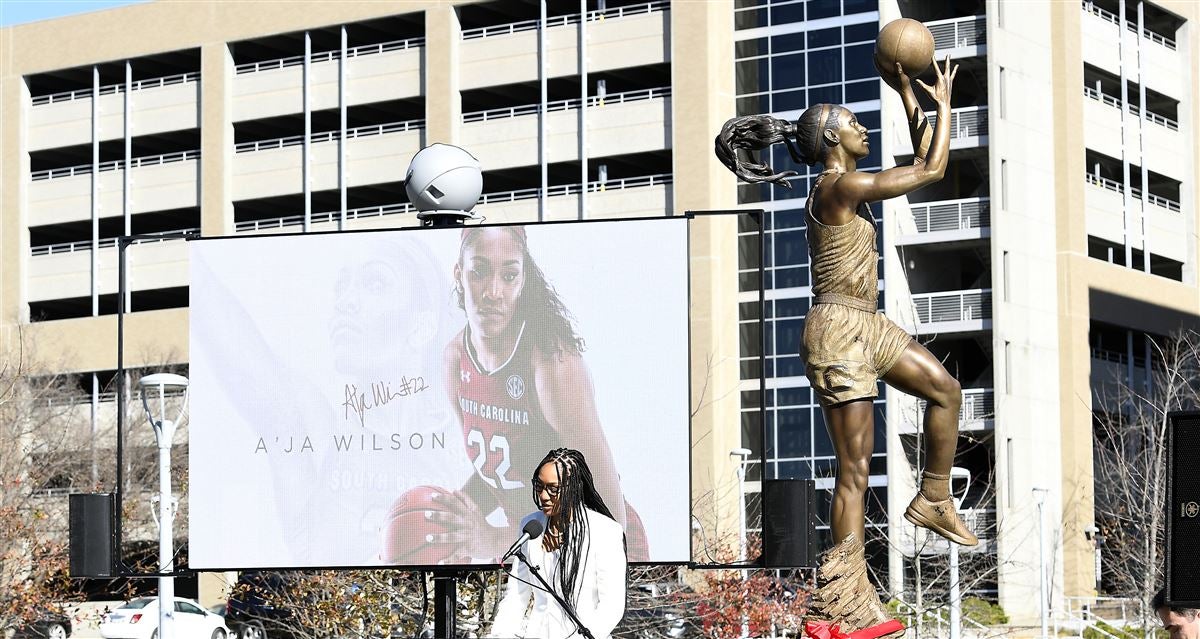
714, 20, 973, 639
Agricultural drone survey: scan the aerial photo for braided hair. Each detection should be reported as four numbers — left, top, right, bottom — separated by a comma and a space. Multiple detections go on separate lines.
531, 448, 618, 608
714, 104, 845, 187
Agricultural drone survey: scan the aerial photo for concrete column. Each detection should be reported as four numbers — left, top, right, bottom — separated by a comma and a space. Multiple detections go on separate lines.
424, 6, 461, 146
669, 1, 743, 553
200, 42, 234, 237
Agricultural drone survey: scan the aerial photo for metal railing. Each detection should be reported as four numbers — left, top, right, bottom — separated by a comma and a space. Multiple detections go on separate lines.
1081, 0, 1177, 50
234, 36, 425, 75
30, 149, 200, 181
1083, 85, 1180, 131
461, 1, 667, 40
912, 289, 993, 324
477, 173, 672, 205
925, 105, 988, 140
462, 87, 670, 123
235, 202, 415, 233
234, 173, 673, 232
233, 119, 425, 153
30, 71, 199, 106
892, 595, 990, 637
926, 15, 987, 50
30, 228, 198, 257
1083, 172, 1181, 212
910, 197, 990, 233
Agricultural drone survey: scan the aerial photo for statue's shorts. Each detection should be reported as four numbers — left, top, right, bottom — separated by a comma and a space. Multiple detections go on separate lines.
802, 298, 912, 407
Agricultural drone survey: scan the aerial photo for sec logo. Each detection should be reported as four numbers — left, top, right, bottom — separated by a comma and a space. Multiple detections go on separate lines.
506, 374, 525, 400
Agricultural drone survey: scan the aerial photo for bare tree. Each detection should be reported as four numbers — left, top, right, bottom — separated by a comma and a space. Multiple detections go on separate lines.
1091, 330, 1200, 623
0, 335, 92, 630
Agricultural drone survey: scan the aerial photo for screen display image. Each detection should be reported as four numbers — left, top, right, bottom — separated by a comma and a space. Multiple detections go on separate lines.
188, 218, 690, 568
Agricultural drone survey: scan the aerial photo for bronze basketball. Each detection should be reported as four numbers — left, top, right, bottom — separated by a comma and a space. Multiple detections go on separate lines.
874, 18, 935, 80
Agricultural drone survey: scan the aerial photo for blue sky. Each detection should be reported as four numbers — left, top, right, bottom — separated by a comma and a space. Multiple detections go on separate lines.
0, 1, 147, 27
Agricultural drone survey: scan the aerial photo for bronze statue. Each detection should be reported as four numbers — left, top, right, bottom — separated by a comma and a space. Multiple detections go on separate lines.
716, 56, 975, 637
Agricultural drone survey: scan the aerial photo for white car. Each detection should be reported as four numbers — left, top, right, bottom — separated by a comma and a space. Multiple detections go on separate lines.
100, 597, 230, 639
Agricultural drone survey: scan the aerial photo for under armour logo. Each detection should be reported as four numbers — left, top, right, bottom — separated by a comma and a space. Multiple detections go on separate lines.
934, 504, 947, 517
460, 370, 471, 383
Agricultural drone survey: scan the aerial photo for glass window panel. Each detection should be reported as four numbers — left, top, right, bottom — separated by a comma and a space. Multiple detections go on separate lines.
774, 295, 810, 319
812, 458, 837, 479
774, 209, 807, 228
741, 390, 762, 408
843, 0, 875, 16
738, 210, 764, 233
869, 455, 888, 475
844, 43, 876, 80
774, 318, 804, 353
738, 182, 771, 204
739, 271, 763, 292
771, 31, 806, 54
741, 358, 762, 379
735, 0, 768, 7
844, 21, 878, 43
776, 408, 813, 458
856, 109, 881, 130
808, 83, 843, 105
735, 7, 769, 29
771, 88, 808, 113
776, 386, 811, 407
776, 460, 811, 479
807, 27, 841, 48
806, 0, 841, 20
739, 301, 761, 320
874, 404, 887, 453
775, 266, 809, 288
736, 38, 769, 58
773, 228, 809, 266
770, 2, 806, 24
776, 355, 806, 377
741, 411, 764, 453
737, 95, 766, 117
739, 234, 762, 268
771, 53, 806, 90
807, 48, 842, 85
844, 79, 877, 104
814, 410, 835, 456
740, 321, 762, 355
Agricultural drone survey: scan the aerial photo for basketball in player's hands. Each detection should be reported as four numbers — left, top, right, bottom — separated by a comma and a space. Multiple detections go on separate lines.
382, 485, 460, 565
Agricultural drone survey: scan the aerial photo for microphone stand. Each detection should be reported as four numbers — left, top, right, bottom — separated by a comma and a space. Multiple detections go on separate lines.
510, 548, 595, 639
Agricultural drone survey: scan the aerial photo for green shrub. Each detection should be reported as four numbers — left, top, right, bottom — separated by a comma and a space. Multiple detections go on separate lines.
962, 597, 1008, 625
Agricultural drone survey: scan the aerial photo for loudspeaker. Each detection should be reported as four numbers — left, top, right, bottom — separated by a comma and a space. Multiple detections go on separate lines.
69, 493, 114, 578
1167, 411, 1200, 607
761, 479, 818, 568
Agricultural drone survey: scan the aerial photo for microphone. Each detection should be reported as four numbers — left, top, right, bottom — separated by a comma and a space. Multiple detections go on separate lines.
502, 512, 547, 562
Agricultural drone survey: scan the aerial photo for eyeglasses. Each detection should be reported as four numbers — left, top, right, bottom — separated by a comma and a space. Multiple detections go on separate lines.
532, 480, 561, 498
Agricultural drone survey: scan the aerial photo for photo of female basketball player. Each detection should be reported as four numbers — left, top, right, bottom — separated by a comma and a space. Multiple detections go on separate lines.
382, 226, 650, 563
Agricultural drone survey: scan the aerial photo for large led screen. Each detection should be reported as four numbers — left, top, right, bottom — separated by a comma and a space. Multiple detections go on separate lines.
189, 219, 690, 568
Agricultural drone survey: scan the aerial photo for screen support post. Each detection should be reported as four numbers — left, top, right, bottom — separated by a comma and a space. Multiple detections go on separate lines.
417, 213, 468, 637
115, 231, 198, 578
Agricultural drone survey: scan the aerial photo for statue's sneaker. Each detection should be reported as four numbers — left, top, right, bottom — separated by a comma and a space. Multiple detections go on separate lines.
904, 492, 979, 546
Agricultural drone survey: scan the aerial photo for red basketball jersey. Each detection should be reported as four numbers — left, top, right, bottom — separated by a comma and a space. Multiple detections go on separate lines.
457, 323, 558, 521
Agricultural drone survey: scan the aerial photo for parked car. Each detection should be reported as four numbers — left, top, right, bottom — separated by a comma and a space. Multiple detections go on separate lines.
223, 572, 294, 639
13, 608, 72, 639
100, 597, 229, 639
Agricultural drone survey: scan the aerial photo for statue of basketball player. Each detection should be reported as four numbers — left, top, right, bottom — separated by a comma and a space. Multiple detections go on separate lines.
715, 56, 975, 637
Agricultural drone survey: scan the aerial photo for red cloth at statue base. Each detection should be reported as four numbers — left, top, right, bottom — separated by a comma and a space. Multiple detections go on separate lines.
804, 618, 905, 639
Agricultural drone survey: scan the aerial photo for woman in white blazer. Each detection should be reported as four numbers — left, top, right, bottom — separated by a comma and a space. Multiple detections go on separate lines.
490, 448, 628, 639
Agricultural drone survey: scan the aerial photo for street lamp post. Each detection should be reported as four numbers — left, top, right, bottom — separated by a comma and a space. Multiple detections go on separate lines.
1033, 488, 1050, 639
730, 447, 752, 639
138, 373, 189, 639
948, 467, 972, 639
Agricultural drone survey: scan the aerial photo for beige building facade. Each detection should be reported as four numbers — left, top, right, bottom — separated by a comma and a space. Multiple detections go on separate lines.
2, 0, 1199, 631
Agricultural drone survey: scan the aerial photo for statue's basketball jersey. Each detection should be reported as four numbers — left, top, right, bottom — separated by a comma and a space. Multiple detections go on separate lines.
457, 323, 557, 523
